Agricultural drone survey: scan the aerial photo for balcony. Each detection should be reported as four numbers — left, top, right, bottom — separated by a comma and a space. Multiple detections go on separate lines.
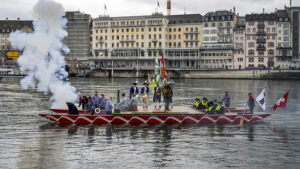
184, 30, 199, 34
257, 45, 266, 51
98, 39, 104, 43
151, 38, 159, 42
257, 38, 266, 43
184, 38, 199, 42
257, 31, 266, 36
119, 38, 135, 42
257, 23, 265, 29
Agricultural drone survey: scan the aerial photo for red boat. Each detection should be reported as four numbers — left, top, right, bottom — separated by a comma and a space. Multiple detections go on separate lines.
40, 106, 269, 125
49, 107, 250, 114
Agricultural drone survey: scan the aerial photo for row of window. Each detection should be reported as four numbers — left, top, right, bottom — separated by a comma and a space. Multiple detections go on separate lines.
96, 19, 163, 27
247, 35, 276, 40
95, 34, 199, 41
94, 27, 200, 34
204, 22, 232, 27
248, 49, 274, 55
203, 29, 231, 34
248, 57, 274, 62
248, 42, 274, 47
95, 42, 199, 48
200, 52, 232, 57
247, 27, 276, 33
248, 21, 274, 26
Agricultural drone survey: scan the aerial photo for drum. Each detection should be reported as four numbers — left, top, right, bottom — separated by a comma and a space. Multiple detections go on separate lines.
95, 108, 101, 114
142, 95, 149, 103
137, 95, 141, 103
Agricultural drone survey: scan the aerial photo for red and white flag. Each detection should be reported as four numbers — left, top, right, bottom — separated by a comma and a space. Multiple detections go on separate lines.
161, 53, 167, 84
273, 91, 289, 111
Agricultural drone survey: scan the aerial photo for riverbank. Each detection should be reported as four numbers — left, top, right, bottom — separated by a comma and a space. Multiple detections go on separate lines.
91, 69, 300, 80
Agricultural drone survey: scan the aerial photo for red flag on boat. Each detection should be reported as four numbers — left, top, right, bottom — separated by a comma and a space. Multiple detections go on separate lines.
273, 91, 289, 111
161, 53, 167, 83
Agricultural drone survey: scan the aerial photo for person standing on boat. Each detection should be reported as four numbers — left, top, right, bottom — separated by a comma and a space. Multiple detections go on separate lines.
163, 83, 172, 111
221, 91, 231, 108
248, 93, 255, 114
99, 94, 107, 110
66, 102, 79, 115
105, 97, 113, 115
215, 101, 225, 115
92, 91, 101, 108
117, 93, 129, 110
141, 81, 150, 108
87, 96, 96, 115
153, 85, 162, 108
78, 95, 88, 110
129, 82, 139, 96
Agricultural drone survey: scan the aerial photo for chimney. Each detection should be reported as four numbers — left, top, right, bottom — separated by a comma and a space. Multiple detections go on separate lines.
263, 8, 265, 14
233, 7, 236, 14
6, 17, 8, 20
290, 0, 292, 7
275, 8, 278, 13
167, 0, 171, 16
230, 9, 232, 13
17, 17, 20, 20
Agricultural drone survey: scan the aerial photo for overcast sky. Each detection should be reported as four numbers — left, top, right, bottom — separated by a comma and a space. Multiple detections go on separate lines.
1, 0, 300, 20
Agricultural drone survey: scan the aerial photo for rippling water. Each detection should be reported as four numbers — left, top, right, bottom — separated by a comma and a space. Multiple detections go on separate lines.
0, 77, 300, 169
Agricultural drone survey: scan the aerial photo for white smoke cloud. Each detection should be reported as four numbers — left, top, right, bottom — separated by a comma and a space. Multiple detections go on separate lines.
8, 0, 78, 107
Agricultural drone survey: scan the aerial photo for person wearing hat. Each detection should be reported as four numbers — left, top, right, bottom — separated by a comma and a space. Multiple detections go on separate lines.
153, 84, 162, 108
215, 101, 225, 115
221, 91, 231, 108
248, 93, 255, 114
141, 81, 150, 108
162, 83, 173, 111
130, 82, 139, 96
198, 97, 208, 110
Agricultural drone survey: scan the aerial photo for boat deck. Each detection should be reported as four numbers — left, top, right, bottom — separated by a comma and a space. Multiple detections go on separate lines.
113, 106, 203, 115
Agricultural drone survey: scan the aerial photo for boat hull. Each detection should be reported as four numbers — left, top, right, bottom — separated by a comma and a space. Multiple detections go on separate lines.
39, 113, 270, 125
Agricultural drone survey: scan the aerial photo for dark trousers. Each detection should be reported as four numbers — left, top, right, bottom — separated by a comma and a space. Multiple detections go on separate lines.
249, 106, 254, 114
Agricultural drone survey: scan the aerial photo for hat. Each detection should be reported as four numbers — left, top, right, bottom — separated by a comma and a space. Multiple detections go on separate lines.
132, 81, 137, 85
143, 81, 148, 85
203, 97, 207, 100
248, 93, 252, 96
122, 93, 126, 97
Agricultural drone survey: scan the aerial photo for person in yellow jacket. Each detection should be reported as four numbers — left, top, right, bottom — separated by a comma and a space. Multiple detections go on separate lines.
205, 101, 216, 114
193, 98, 200, 109
198, 97, 208, 110
215, 101, 225, 115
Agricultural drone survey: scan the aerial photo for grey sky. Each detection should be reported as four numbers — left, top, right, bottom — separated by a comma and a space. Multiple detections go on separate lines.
1, 0, 300, 20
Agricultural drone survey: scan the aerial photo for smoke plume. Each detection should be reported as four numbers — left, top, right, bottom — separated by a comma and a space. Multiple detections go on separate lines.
9, 0, 78, 107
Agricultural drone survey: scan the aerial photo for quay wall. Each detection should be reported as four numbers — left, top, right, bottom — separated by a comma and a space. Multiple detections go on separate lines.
92, 69, 300, 80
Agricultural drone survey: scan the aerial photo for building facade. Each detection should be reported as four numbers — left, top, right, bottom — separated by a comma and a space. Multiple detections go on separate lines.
245, 13, 277, 68
233, 16, 246, 69
276, 9, 292, 69
287, 7, 300, 68
63, 11, 92, 61
90, 13, 202, 70
201, 10, 237, 69
0, 18, 33, 66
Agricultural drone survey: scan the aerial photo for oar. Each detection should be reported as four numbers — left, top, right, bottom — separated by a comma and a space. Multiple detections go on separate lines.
239, 104, 247, 126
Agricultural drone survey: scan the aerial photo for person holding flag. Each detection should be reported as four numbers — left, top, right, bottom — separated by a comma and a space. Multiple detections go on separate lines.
248, 93, 255, 114
273, 91, 290, 111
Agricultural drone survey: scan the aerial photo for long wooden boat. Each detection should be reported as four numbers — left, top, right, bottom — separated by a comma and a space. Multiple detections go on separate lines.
40, 106, 270, 124
49, 107, 250, 114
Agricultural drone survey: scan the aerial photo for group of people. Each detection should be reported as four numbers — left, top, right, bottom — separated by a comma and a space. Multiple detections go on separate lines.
78, 91, 113, 115
129, 81, 173, 111
192, 91, 256, 114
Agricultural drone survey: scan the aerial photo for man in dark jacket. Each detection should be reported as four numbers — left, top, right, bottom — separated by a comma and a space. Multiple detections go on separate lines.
66, 102, 79, 115
248, 93, 255, 114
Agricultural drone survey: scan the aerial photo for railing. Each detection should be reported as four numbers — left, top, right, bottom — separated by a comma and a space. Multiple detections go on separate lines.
119, 38, 135, 42
257, 38, 266, 43
184, 30, 200, 34
257, 46, 266, 51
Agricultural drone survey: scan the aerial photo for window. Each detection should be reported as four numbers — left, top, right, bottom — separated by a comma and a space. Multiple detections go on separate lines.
248, 42, 255, 47
169, 35, 172, 40
154, 28, 157, 32
178, 34, 181, 40
141, 35, 144, 39
272, 28, 275, 32
159, 34, 162, 39
258, 51, 264, 55
248, 57, 254, 62
247, 28, 250, 33
149, 34, 151, 39
173, 35, 176, 40
149, 28, 151, 32
248, 50, 254, 55
136, 35, 139, 39
258, 57, 264, 62
268, 42, 274, 47
141, 28, 144, 32
268, 21, 274, 25
268, 50, 274, 55
267, 28, 270, 32
249, 21, 254, 26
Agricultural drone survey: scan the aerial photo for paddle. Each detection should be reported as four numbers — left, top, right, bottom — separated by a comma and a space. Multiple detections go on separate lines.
240, 104, 247, 126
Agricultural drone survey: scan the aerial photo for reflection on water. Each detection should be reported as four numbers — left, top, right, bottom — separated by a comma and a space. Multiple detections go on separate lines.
0, 77, 300, 168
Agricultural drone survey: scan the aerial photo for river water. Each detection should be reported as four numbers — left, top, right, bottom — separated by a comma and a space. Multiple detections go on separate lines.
0, 77, 300, 169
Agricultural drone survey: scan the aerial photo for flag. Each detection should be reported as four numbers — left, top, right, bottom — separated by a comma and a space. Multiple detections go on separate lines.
154, 52, 161, 86
157, 1, 160, 8
273, 91, 289, 111
161, 53, 167, 84
104, 4, 107, 10
256, 89, 266, 111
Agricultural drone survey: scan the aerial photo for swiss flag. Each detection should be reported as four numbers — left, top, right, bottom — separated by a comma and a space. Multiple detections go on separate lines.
273, 91, 289, 111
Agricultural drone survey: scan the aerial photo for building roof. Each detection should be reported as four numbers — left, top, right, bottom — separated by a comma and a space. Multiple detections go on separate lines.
245, 13, 277, 21
93, 13, 165, 21
0, 20, 33, 33
204, 10, 235, 22
166, 14, 202, 24
277, 10, 290, 21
